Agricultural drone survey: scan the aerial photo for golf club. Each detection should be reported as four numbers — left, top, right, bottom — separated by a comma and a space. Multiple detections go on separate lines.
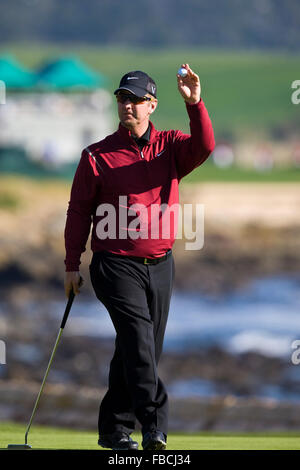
7, 278, 82, 450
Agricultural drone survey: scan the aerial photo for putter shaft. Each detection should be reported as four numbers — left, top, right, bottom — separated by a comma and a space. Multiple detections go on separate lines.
24, 287, 77, 446
25, 328, 63, 445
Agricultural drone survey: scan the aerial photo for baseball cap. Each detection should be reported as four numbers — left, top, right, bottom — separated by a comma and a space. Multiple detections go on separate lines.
114, 71, 157, 98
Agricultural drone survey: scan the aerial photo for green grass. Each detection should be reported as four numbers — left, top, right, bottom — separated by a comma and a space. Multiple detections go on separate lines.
1, 422, 300, 450
183, 162, 300, 182
1, 43, 300, 138
1, 44, 300, 183
0, 190, 20, 209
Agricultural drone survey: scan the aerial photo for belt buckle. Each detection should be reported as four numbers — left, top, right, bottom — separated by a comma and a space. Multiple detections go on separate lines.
144, 258, 150, 265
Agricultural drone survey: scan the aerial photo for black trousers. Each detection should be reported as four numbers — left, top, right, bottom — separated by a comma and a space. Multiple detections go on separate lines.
89, 250, 175, 438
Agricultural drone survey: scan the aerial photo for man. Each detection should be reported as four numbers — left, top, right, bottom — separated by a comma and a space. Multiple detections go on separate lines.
64, 64, 215, 450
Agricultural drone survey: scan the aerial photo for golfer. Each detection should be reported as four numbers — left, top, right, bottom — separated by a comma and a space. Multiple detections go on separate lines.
64, 64, 215, 450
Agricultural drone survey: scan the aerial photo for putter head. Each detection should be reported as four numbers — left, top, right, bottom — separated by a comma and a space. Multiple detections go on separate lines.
7, 444, 32, 449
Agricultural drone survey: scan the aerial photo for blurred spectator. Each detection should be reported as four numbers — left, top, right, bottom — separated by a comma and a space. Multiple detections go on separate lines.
212, 142, 235, 168
42, 139, 59, 167
254, 143, 274, 172
291, 142, 300, 168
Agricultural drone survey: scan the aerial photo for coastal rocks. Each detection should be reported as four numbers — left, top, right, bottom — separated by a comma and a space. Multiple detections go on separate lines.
173, 223, 300, 294
1, 289, 300, 432
168, 396, 300, 431
2, 302, 300, 432
2, 379, 300, 432
0, 379, 103, 429
159, 348, 287, 398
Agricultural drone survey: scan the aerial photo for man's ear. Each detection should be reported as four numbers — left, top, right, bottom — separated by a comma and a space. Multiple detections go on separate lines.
149, 100, 158, 114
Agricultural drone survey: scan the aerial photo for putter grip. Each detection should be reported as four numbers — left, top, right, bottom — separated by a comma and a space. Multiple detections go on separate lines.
60, 290, 75, 329
60, 277, 82, 329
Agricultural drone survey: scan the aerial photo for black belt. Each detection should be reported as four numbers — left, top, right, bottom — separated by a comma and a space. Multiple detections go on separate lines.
97, 250, 172, 265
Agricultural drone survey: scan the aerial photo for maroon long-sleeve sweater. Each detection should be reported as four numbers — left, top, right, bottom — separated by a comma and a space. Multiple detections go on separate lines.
64, 99, 215, 271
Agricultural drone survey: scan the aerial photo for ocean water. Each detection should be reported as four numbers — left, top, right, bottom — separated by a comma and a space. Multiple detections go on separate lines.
57, 273, 300, 359
2, 273, 300, 401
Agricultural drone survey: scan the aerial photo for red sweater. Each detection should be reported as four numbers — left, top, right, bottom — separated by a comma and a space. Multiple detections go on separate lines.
64, 99, 215, 271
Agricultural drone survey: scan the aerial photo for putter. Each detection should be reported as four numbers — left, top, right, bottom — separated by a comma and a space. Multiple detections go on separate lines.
7, 278, 82, 450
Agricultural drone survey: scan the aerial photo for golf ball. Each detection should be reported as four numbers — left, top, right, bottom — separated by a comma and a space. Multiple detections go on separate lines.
178, 67, 188, 78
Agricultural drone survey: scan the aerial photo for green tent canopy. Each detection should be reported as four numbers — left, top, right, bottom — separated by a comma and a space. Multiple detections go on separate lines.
0, 56, 37, 89
36, 56, 107, 90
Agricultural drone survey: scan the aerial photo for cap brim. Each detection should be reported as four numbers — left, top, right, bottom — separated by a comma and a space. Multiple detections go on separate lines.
114, 85, 147, 98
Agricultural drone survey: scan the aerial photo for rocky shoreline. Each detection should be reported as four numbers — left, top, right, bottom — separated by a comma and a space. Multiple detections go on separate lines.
2, 303, 300, 431
2, 379, 300, 432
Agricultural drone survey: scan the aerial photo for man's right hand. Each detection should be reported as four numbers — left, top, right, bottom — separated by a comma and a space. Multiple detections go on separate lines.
64, 271, 84, 298
177, 63, 201, 105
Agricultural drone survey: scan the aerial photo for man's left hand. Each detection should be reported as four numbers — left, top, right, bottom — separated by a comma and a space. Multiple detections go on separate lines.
177, 63, 201, 105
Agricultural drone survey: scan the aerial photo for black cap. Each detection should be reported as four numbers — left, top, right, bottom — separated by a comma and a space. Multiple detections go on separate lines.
114, 71, 157, 98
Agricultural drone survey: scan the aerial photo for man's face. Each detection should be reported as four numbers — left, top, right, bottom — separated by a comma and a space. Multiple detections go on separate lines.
117, 93, 157, 132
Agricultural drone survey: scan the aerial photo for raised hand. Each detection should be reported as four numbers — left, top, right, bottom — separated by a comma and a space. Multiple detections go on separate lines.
177, 63, 201, 105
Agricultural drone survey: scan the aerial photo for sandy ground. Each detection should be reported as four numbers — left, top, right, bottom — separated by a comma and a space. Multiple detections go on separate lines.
1, 177, 299, 235
180, 182, 300, 230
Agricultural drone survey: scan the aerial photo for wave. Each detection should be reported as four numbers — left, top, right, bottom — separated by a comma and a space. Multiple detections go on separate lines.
49, 273, 300, 358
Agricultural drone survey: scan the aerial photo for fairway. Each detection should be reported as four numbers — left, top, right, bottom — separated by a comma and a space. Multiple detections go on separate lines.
1, 44, 299, 138
1, 422, 300, 450
1, 45, 300, 183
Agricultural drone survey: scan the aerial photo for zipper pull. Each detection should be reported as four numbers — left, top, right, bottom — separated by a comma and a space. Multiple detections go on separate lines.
140, 151, 144, 159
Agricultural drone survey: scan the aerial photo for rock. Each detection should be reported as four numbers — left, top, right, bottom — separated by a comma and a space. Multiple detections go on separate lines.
2, 379, 300, 432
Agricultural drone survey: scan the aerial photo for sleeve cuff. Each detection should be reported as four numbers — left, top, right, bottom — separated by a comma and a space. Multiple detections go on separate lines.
185, 97, 203, 108
65, 260, 80, 272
